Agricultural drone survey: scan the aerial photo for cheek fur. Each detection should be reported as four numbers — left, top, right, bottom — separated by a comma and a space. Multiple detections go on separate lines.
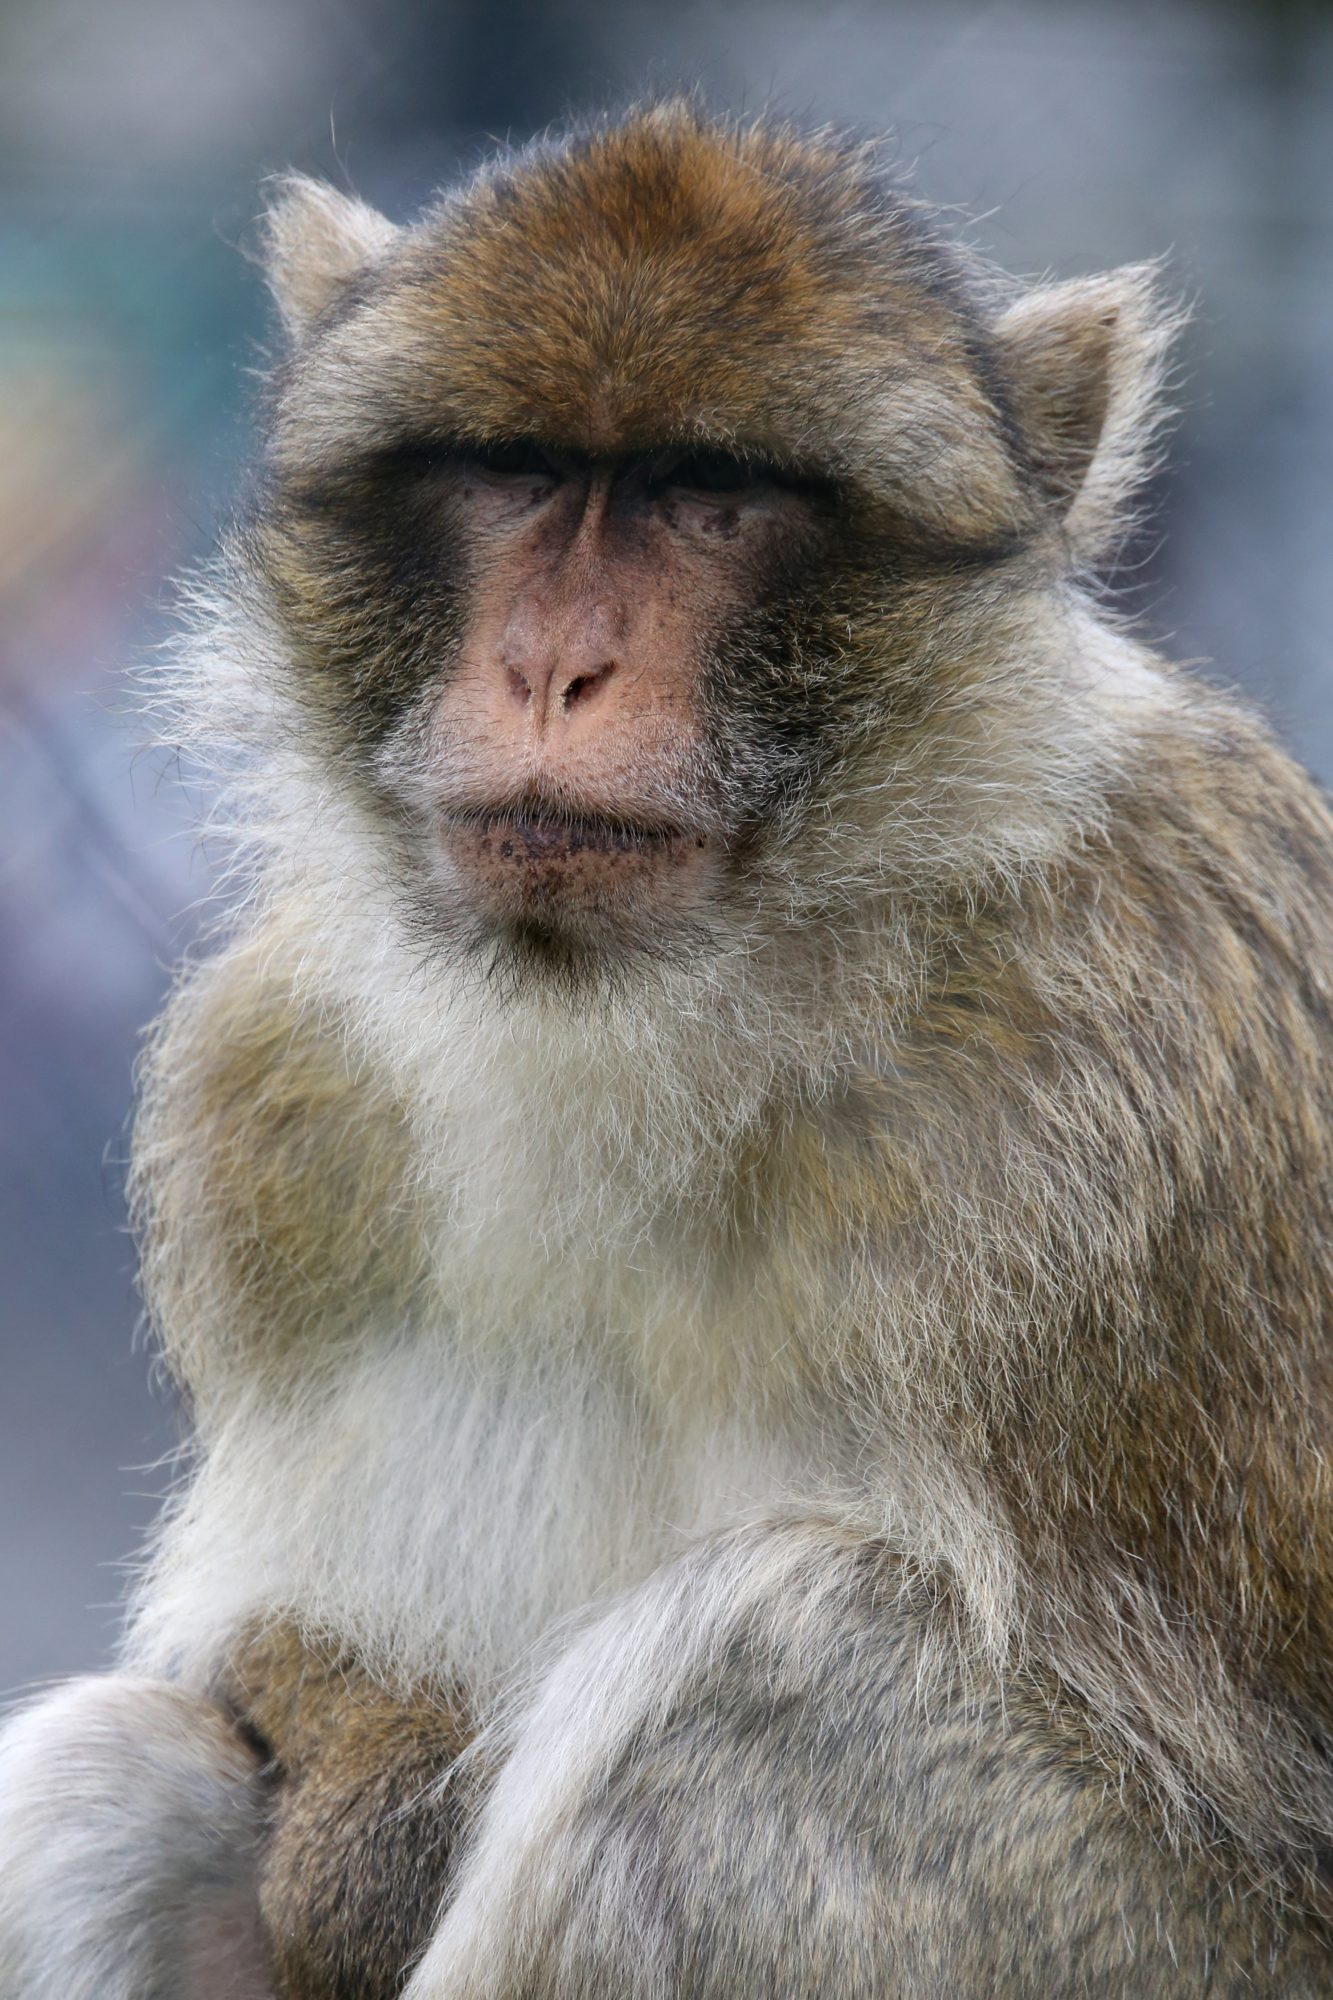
258, 479, 475, 744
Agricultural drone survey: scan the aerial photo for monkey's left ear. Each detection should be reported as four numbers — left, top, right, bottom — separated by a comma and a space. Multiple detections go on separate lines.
992, 267, 1181, 563
255, 175, 399, 341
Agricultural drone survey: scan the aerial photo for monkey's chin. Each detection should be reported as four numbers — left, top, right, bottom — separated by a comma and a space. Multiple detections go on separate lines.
432, 810, 716, 993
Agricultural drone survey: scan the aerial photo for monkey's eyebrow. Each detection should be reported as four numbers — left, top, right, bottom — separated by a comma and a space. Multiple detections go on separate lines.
372, 436, 595, 477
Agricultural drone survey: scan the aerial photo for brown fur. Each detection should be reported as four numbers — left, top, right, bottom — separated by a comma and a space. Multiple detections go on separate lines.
216, 1626, 475, 2000
133, 937, 430, 1400
760, 702, 1333, 1886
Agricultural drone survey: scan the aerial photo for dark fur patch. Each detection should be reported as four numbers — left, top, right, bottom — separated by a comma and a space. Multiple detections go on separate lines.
217, 1624, 479, 2000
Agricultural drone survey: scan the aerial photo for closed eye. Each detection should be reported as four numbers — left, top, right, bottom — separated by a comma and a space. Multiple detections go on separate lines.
373, 437, 566, 485
649, 448, 778, 497
462, 438, 564, 482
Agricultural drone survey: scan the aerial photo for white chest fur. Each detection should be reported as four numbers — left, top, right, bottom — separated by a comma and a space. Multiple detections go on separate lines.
127, 1302, 824, 1704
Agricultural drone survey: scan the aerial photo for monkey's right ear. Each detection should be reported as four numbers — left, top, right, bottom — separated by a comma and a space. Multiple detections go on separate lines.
993, 267, 1181, 563
255, 175, 399, 341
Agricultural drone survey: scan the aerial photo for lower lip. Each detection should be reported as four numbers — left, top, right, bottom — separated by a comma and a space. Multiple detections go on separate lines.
457, 813, 685, 862
439, 812, 702, 906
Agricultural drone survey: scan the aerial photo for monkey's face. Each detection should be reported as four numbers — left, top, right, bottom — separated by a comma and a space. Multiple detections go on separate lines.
250, 111, 1064, 991
358, 435, 841, 978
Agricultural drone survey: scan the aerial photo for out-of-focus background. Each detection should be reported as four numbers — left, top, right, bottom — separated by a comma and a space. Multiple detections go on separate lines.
2, 0, 1331, 1693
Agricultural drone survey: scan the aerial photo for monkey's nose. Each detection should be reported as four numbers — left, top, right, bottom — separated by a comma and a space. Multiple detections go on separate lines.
503, 656, 619, 726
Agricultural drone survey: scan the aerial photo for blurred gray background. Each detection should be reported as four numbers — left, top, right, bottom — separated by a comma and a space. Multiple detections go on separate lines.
2, 0, 1331, 1694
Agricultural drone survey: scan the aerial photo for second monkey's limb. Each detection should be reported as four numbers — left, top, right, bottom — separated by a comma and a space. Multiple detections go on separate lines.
218, 1622, 477, 2000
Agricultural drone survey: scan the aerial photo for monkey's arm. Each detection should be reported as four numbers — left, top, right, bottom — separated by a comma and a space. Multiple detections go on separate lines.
402, 1520, 1328, 2000
4, 1542, 1321, 2000
0, 1676, 276, 2000
0, 1636, 473, 2000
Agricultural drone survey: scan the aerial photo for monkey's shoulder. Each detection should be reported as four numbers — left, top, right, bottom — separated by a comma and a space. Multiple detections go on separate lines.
766, 693, 1333, 1287
953, 692, 1333, 1100
133, 933, 429, 1392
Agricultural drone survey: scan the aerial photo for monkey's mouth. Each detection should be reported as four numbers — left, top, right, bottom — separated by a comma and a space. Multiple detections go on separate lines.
456, 808, 689, 863
437, 807, 710, 925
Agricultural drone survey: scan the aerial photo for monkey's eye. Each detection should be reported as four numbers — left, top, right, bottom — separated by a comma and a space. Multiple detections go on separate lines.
464, 439, 563, 482
653, 449, 774, 497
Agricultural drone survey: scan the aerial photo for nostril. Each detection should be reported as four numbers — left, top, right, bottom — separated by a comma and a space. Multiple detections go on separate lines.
561, 661, 616, 710
505, 667, 532, 707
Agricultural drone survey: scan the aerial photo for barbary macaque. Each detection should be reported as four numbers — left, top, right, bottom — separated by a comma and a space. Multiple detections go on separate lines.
4, 101, 1333, 1998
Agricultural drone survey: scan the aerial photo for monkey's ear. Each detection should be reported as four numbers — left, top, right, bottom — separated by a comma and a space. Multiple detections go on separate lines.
993, 267, 1181, 562
255, 175, 399, 341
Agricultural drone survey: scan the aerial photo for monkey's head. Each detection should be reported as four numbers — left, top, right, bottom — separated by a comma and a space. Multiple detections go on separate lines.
237, 104, 1173, 997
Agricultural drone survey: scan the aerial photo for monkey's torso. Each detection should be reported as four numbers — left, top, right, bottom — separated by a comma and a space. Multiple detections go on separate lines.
125, 657, 1333, 1994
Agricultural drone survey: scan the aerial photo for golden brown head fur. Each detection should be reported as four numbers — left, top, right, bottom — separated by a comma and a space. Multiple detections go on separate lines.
267, 109, 1021, 533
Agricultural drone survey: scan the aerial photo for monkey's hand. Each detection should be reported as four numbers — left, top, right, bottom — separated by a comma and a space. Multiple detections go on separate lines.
0, 1673, 276, 2000
218, 1621, 477, 2000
